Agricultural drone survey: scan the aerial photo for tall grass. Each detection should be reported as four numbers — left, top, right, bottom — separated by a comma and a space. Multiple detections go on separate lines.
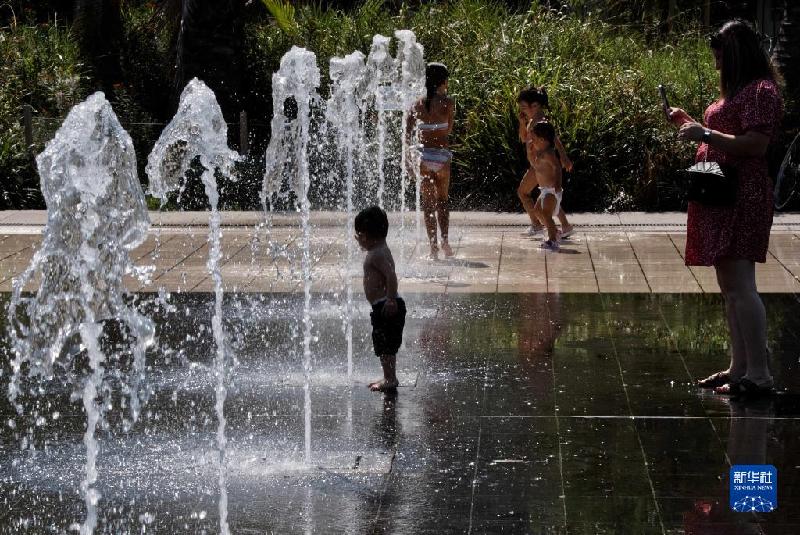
0, 20, 87, 208
245, 0, 717, 211
1, 1, 718, 211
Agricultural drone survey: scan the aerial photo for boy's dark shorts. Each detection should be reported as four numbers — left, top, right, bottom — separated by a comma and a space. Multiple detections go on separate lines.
370, 297, 406, 357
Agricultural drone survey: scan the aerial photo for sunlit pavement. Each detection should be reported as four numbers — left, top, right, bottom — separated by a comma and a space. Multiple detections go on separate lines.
1, 212, 800, 533
2, 210, 800, 294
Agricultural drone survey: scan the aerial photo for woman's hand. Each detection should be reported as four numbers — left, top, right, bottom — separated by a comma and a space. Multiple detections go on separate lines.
677, 121, 705, 142
667, 107, 694, 127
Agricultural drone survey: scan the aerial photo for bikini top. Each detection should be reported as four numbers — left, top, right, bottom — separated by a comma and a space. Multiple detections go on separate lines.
418, 122, 449, 131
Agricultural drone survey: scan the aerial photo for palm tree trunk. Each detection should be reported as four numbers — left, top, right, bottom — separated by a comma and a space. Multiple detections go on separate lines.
73, 0, 123, 96
666, 0, 677, 32
174, 0, 243, 121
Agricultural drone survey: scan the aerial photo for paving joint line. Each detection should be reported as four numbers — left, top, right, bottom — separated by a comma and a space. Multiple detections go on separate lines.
0, 243, 32, 263
583, 233, 602, 297
544, 245, 550, 294
768, 248, 800, 294
668, 234, 704, 293
241, 229, 303, 292
134, 233, 181, 263
466, 293, 494, 534
494, 231, 504, 294
547, 294, 569, 529
624, 231, 653, 293
443, 233, 464, 295
654, 298, 734, 492
0, 247, 33, 286
140, 238, 208, 290
189, 240, 254, 292
601, 294, 666, 534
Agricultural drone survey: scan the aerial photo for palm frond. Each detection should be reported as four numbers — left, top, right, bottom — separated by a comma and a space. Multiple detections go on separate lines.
261, 0, 299, 36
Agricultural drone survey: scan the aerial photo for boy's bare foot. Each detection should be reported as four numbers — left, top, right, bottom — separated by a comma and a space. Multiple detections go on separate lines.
369, 379, 399, 391
441, 242, 454, 257
560, 224, 575, 239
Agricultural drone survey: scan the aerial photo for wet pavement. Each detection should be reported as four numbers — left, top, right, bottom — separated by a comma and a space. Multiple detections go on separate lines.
2, 292, 800, 534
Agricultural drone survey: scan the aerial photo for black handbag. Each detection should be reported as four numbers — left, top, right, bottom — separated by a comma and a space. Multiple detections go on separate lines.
684, 161, 737, 206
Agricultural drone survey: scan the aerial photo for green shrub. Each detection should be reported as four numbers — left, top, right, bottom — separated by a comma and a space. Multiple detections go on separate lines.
1, 1, 720, 212
244, 0, 717, 211
0, 8, 173, 209
0, 20, 88, 208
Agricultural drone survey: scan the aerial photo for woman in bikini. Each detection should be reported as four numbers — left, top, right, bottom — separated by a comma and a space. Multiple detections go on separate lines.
409, 62, 455, 259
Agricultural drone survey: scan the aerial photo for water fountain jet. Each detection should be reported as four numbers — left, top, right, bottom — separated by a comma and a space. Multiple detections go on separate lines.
262, 46, 322, 466
7, 91, 154, 534
146, 77, 241, 535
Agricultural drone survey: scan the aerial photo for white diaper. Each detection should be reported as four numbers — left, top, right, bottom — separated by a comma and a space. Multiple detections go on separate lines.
537, 187, 562, 216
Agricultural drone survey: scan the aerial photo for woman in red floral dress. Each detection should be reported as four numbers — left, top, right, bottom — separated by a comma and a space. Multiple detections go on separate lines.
669, 20, 783, 395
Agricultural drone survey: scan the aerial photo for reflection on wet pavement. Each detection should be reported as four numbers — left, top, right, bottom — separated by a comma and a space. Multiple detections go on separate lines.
2, 293, 800, 533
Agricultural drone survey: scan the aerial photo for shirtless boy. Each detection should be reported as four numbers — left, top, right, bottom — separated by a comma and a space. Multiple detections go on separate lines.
528, 121, 563, 251
517, 87, 574, 238
355, 206, 406, 391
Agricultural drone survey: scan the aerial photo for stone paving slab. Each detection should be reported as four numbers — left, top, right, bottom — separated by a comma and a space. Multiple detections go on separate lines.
2, 211, 800, 294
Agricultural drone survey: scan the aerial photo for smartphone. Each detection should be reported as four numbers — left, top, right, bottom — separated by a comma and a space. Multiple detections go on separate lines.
658, 84, 670, 119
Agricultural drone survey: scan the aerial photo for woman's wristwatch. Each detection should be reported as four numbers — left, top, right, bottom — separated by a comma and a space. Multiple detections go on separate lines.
701, 128, 712, 143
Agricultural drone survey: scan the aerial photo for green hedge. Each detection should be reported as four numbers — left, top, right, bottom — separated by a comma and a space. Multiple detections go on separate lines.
0, 21, 88, 208
1, 1, 718, 211
245, 0, 717, 211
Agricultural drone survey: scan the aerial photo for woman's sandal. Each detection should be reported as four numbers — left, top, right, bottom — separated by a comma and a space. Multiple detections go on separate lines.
697, 371, 730, 388
714, 378, 774, 397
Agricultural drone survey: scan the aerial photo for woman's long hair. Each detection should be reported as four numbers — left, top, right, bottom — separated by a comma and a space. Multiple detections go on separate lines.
711, 19, 781, 98
424, 62, 449, 112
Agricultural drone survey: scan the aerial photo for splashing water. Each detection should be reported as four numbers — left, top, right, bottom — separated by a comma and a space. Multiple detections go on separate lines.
326, 51, 368, 385
6, 92, 154, 534
3, 29, 428, 533
262, 47, 321, 466
605, 189, 634, 213
262, 34, 425, 454
146, 78, 241, 535
326, 50, 369, 442
322, 32, 424, 375
393, 30, 426, 263
366, 35, 395, 209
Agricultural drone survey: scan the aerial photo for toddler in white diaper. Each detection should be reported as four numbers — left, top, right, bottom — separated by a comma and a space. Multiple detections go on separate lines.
527, 120, 563, 251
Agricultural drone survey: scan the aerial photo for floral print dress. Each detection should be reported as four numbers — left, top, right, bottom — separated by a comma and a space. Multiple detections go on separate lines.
685, 79, 783, 266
